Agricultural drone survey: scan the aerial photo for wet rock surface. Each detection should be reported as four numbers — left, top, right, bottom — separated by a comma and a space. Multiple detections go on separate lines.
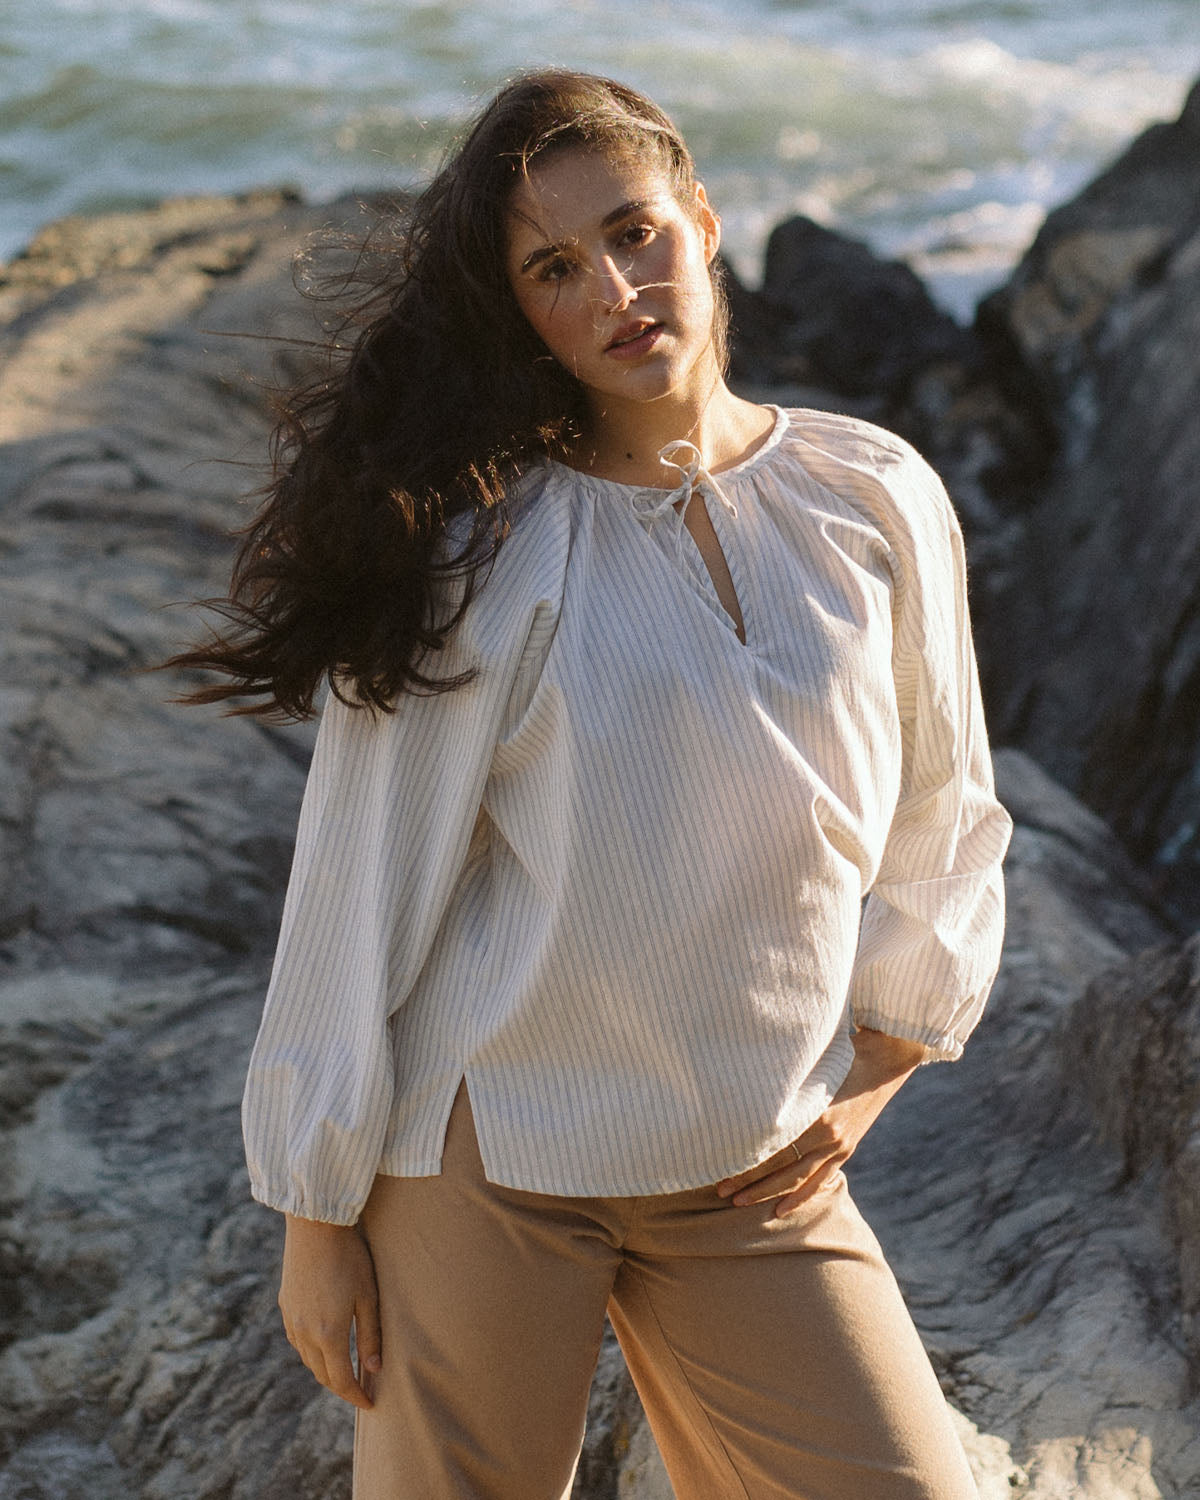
2, 82, 1200, 1497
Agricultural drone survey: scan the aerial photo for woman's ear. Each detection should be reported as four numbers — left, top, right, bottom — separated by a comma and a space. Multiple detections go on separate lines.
694, 182, 722, 264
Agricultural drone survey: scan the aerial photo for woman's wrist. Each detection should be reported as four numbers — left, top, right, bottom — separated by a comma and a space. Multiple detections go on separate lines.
284, 1212, 361, 1235
850, 1026, 929, 1084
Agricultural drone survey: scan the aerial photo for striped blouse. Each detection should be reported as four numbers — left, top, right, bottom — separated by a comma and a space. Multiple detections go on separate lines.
242, 405, 1012, 1223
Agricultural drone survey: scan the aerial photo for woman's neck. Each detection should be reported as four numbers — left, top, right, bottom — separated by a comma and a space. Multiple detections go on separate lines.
569, 380, 775, 488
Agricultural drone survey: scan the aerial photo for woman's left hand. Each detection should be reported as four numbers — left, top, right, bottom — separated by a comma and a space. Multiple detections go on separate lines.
715, 1028, 930, 1218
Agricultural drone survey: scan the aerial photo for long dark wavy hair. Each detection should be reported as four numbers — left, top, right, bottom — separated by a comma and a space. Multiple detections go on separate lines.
170, 69, 730, 720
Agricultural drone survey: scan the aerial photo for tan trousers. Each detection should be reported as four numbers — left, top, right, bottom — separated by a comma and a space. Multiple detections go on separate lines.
354, 1082, 977, 1500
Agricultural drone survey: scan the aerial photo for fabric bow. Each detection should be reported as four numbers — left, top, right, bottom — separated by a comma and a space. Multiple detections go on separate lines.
628, 440, 738, 563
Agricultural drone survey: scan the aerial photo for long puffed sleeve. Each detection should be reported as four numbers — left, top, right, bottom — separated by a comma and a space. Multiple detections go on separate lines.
808, 422, 1012, 1059
242, 497, 568, 1223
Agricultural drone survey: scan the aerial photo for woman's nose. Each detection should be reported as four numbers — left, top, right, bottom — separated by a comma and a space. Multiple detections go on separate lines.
595, 255, 638, 310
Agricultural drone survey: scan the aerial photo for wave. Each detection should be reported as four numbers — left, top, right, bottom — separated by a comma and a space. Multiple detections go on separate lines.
2, 0, 1198, 315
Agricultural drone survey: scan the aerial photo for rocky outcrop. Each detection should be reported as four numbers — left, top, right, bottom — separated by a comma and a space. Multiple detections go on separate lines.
725, 217, 1057, 562
968, 81, 1200, 919
977, 80, 1200, 408
0, 190, 334, 1499
728, 82, 1200, 910
3, 88, 1200, 1496
727, 215, 972, 400
1066, 935, 1200, 1360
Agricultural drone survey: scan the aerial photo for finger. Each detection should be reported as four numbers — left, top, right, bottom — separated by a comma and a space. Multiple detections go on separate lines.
355, 1293, 383, 1377
728, 1157, 818, 1207
716, 1142, 804, 1198
316, 1342, 374, 1410
732, 1142, 842, 1205
293, 1331, 374, 1411
774, 1165, 844, 1219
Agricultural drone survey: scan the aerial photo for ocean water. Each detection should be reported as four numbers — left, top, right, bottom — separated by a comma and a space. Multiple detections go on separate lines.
2, 0, 1198, 316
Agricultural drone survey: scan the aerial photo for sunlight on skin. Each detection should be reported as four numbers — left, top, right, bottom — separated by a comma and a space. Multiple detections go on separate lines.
504, 148, 770, 486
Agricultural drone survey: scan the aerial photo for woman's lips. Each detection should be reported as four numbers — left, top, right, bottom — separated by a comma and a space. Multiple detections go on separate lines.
605, 322, 665, 359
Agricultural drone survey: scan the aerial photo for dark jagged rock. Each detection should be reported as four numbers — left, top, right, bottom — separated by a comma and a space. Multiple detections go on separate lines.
725, 223, 1053, 550
967, 80, 1200, 919
728, 215, 974, 398
977, 79, 1200, 410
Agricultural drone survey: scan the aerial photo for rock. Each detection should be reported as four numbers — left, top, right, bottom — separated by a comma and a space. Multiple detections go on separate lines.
728, 215, 973, 398
967, 79, 1200, 919
2, 181, 1199, 1499
842, 748, 1200, 1497
1065, 935, 1200, 1358
0, 190, 334, 1498
978, 78, 1200, 407
724, 223, 1055, 550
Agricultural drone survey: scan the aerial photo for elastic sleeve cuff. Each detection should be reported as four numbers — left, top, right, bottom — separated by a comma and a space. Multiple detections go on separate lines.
850, 1011, 967, 1063
248, 1177, 363, 1226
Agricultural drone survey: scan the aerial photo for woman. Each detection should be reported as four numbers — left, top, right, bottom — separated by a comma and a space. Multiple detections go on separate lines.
177, 69, 1011, 1499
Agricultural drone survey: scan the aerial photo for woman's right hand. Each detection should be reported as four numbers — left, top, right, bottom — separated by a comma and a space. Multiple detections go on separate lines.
279, 1213, 382, 1409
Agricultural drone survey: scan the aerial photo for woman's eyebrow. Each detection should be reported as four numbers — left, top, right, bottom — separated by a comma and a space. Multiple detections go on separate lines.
518, 197, 664, 275
600, 197, 656, 229
520, 242, 564, 275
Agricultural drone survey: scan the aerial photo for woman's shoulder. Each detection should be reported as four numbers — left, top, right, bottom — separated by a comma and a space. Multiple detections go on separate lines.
774, 406, 960, 551
778, 406, 938, 487
440, 459, 572, 573
505, 455, 575, 528
435, 459, 576, 649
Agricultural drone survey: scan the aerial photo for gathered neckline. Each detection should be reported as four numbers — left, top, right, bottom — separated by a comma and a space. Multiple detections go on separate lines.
541, 404, 789, 494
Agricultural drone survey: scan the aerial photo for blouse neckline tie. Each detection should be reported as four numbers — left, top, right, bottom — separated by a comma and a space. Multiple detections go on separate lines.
628, 440, 739, 562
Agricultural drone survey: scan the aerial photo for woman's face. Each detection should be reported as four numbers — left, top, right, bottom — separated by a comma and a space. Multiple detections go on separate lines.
505, 148, 722, 412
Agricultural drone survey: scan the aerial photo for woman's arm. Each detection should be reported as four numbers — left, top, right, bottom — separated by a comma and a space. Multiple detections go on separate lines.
715, 1027, 928, 1216
278, 1214, 383, 1409
717, 428, 1011, 1218
244, 492, 568, 1227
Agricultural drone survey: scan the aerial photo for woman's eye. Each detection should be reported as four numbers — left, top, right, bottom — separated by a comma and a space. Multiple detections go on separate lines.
620, 223, 654, 248
537, 256, 572, 283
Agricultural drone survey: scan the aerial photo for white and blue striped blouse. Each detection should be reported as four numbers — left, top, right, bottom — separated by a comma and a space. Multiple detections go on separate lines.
242, 405, 1012, 1222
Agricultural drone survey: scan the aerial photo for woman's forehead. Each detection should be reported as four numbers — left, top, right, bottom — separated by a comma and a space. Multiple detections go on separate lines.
506, 150, 674, 247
